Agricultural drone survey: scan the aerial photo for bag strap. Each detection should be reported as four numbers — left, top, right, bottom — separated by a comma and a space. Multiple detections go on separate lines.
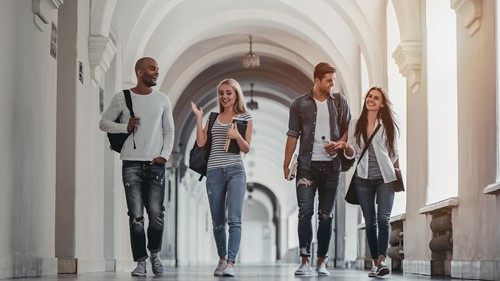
333, 93, 345, 136
356, 123, 382, 166
123, 89, 136, 149
208, 112, 218, 131
123, 89, 135, 117
203, 112, 219, 160
198, 112, 218, 181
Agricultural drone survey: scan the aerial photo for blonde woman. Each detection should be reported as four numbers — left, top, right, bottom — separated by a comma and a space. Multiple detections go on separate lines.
190, 78, 253, 277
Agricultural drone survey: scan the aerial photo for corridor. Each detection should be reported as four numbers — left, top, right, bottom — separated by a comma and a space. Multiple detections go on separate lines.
1, 1, 499, 280
5, 265, 479, 281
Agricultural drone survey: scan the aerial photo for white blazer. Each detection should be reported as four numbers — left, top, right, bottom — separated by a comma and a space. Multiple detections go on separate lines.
345, 118, 399, 183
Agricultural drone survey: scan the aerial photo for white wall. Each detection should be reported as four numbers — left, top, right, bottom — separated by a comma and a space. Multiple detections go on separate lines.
0, 0, 59, 278
176, 176, 214, 266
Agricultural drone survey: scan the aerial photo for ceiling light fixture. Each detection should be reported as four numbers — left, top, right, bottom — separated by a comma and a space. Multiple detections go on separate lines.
242, 35, 260, 68
246, 83, 258, 110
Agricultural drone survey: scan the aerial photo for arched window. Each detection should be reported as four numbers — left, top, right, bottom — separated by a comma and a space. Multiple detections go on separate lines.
426, 0, 458, 203
387, 1, 407, 215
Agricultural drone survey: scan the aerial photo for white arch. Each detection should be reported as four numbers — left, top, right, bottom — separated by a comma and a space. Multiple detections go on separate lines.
89, 0, 118, 36
391, 0, 422, 42
118, 2, 359, 97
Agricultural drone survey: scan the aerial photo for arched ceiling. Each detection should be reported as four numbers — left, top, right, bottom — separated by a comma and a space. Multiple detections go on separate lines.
92, 0, 414, 209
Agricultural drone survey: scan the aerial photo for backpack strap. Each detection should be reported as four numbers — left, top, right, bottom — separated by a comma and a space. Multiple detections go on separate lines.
333, 92, 345, 135
198, 112, 219, 181
123, 89, 136, 149
123, 89, 135, 117
204, 112, 219, 161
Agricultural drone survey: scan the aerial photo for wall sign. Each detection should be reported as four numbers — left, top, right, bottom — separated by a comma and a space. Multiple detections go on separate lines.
78, 61, 83, 83
50, 22, 57, 59
99, 87, 104, 113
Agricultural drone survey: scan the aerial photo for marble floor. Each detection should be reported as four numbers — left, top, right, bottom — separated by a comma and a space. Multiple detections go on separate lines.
6, 264, 481, 281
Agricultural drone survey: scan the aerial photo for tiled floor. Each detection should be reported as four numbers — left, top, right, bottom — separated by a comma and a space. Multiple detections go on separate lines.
7, 264, 481, 281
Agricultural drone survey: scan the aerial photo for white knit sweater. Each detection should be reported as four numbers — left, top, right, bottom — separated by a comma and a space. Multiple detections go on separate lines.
99, 89, 175, 161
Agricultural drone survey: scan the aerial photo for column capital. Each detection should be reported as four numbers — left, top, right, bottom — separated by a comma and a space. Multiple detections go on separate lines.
392, 41, 422, 94
451, 0, 482, 36
89, 35, 117, 87
32, 0, 63, 31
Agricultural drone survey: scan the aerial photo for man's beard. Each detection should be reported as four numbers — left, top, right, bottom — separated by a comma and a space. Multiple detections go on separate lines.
144, 79, 157, 87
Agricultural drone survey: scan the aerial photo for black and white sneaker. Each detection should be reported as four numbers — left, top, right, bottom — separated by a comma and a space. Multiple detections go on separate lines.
368, 266, 378, 277
377, 261, 390, 276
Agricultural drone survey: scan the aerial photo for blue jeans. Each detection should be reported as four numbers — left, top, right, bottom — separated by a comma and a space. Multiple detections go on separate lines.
355, 177, 395, 259
122, 161, 166, 262
206, 165, 246, 263
296, 161, 340, 258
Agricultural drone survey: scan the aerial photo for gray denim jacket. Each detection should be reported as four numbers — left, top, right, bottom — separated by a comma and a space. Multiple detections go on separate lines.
286, 90, 351, 171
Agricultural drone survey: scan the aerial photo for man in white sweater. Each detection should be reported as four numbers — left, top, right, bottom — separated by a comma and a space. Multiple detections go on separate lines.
99, 57, 175, 277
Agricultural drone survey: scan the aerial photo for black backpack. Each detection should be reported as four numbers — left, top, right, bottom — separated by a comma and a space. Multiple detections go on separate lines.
107, 89, 135, 153
189, 112, 218, 181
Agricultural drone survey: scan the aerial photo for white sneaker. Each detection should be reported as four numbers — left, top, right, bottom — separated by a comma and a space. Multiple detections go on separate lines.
377, 261, 390, 276
316, 264, 330, 276
294, 263, 312, 276
223, 265, 235, 277
213, 260, 227, 276
368, 266, 378, 277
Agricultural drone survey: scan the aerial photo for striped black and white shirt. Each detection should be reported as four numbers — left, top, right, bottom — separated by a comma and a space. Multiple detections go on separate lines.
207, 112, 252, 170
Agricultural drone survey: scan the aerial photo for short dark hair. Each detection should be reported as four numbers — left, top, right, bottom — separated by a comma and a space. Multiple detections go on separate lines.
135, 57, 155, 72
313, 62, 336, 80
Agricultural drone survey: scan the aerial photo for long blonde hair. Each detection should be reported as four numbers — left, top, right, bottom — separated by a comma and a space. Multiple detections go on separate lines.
216, 78, 248, 114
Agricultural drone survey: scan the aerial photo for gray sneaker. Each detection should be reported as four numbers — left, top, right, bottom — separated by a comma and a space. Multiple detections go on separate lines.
294, 263, 312, 276
213, 260, 227, 276
316, 264, 330, 276
150, 256, 164, 276
131, 260, 147, 276
223, 265, 235, 277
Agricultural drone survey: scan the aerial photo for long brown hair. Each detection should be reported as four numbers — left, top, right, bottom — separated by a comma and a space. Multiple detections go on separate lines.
354, 86, 399, 156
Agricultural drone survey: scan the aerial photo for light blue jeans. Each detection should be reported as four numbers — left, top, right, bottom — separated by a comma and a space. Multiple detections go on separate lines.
206, 164, 246, 263
355, 177, 395, 260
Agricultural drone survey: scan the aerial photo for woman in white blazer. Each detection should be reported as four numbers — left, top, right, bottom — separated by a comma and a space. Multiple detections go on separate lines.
343, 86, 400, 278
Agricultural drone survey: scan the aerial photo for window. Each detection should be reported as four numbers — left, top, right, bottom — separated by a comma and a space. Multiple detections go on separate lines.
387, 1, 407, 215
426, 0, 458, 203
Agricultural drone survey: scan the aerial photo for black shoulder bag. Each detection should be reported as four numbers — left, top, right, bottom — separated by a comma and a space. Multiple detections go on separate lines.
333, 93, 355, 172
107, 90, 135, 153
344, 124, 381, 204
189, 112, 219, 181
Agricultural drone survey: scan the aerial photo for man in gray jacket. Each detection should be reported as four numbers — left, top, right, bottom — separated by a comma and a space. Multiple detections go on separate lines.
283, 62, 351, 276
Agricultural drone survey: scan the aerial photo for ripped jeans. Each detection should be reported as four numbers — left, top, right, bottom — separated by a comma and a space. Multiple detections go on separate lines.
122, 161, 166, 262
296, 161, 340, 258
